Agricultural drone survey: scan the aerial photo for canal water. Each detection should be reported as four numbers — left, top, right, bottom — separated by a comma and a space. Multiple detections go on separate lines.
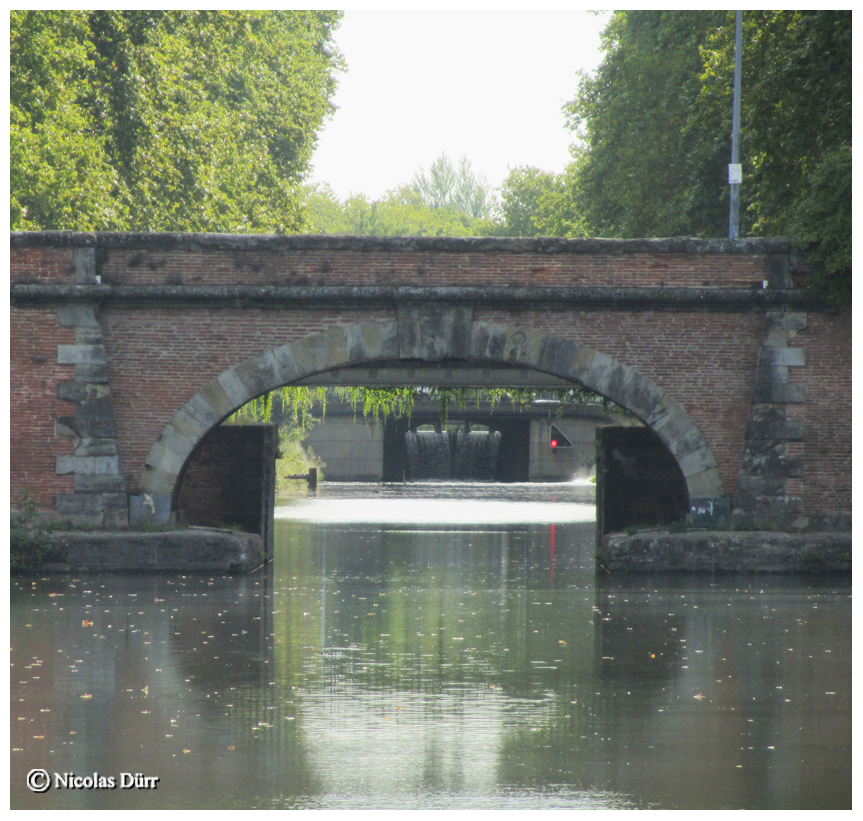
10, 483, 851, 809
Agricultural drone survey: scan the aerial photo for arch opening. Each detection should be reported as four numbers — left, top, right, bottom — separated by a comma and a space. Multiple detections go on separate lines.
138, 318, 725, 524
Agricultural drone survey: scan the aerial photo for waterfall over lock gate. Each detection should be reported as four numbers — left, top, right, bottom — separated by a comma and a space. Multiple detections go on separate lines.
404, 430, 501, 481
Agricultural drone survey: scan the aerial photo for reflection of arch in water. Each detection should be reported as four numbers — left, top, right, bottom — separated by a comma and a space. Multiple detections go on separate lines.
139, 316, 725, 509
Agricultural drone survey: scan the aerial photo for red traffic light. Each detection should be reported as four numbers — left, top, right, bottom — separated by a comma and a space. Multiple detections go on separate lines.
549, 424, 572, 449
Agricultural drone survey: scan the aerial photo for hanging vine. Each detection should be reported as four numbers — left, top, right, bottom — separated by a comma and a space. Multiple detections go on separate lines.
230, 384, 612, 430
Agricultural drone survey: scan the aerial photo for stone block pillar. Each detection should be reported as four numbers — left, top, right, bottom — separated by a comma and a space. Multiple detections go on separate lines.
733, 311, 807, 530
53, 247, 127, 527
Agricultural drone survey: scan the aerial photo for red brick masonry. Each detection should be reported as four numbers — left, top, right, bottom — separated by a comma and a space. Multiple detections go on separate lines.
9, 233, 850, 529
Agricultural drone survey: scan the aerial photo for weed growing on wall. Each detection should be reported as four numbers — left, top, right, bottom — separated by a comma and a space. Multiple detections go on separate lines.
10, 491, 51, 573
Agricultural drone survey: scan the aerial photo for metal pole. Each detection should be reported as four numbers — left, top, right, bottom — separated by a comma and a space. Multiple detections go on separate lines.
729, 10, 743, 238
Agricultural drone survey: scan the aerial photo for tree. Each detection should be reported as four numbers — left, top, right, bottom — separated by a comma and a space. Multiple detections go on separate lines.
786, 144, 852, 304
302, 179, 500, 238
411, 154, 500, 221
11, 10, 344, 233
301, 183, 356, 234
10, 11, 128, 230
697, 11, 851, 301
499, 165, 587, 238
499, 166, 557, 237
565, 10, 851, 302
564, 11, 727, 238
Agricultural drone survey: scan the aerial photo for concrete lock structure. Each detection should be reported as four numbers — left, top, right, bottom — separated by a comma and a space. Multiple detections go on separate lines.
301, 399, 631, 483
10, 232, 851, 544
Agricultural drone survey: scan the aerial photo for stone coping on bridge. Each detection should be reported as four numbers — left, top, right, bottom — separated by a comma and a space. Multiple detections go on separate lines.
599, 530, 851, 574
39, 528, 264, 574
11, 282, 823, 311
11, 230, 793, 256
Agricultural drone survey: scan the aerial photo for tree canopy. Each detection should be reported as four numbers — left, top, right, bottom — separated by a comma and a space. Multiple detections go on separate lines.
302, 154, 501, 237
302, 182, 499, 237
563, 10, 851, 302
498, 165, 586, 238
11, 10, 343, 233
11, 11, 850, 301
411, 154, 499, 221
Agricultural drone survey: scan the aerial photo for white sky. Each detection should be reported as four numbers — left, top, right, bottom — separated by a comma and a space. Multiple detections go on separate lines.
308, 9, 611, 201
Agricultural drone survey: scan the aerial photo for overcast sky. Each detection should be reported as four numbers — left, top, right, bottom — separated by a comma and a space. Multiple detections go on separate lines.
308, 9, 612, 201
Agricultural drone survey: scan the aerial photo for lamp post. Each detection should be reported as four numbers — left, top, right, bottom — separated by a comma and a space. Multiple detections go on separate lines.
729, 10, 743, 238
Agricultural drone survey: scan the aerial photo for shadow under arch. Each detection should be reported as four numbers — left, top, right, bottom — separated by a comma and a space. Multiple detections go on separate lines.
139, 317, 725, 508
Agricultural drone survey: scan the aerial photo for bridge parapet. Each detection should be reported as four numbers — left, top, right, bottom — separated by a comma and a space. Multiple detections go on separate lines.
11, 232, 795, 291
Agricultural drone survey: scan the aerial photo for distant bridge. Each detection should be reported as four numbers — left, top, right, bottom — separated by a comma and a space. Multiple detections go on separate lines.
10, 232, 851, 534
299, 398, 625, 483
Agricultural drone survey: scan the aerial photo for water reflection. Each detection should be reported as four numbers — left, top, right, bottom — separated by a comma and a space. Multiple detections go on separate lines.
10, 483, 851, 809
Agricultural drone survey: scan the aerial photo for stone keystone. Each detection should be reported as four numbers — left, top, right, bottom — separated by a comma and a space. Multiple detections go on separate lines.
397, 306, 472, 362
291, 328, 350, 375
502, 326, 545, 368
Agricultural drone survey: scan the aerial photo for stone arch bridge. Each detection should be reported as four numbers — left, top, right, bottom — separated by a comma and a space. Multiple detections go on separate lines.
10, 232, 851, 534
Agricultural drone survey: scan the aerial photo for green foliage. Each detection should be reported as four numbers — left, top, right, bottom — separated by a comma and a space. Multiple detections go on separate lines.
787, 145, 852, 304
334, 386, 416, 425
11, 10, 344, 232
499, 165, 587, 238
565, 11, 728, 238
564, 10, 851, 302
301, 152, 503, 237
411, 154, 499, 221
232, 385, 328, 433
698, 12, 851, 241
10, 11, 128, 230
275, 428, 325, 496
233, 385, 604, 432
10, 491, 51, 573
302, 181, 499, 237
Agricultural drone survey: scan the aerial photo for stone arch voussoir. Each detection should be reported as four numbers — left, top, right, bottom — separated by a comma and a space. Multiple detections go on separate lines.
139, 318, 725, 505
467, 321, 724, 502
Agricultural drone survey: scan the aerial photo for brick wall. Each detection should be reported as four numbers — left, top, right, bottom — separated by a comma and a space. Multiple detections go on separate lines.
799, 310, 852, 514
92, 249, 768, 289
10, 309, 76, 507
10, 246, 74, 282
